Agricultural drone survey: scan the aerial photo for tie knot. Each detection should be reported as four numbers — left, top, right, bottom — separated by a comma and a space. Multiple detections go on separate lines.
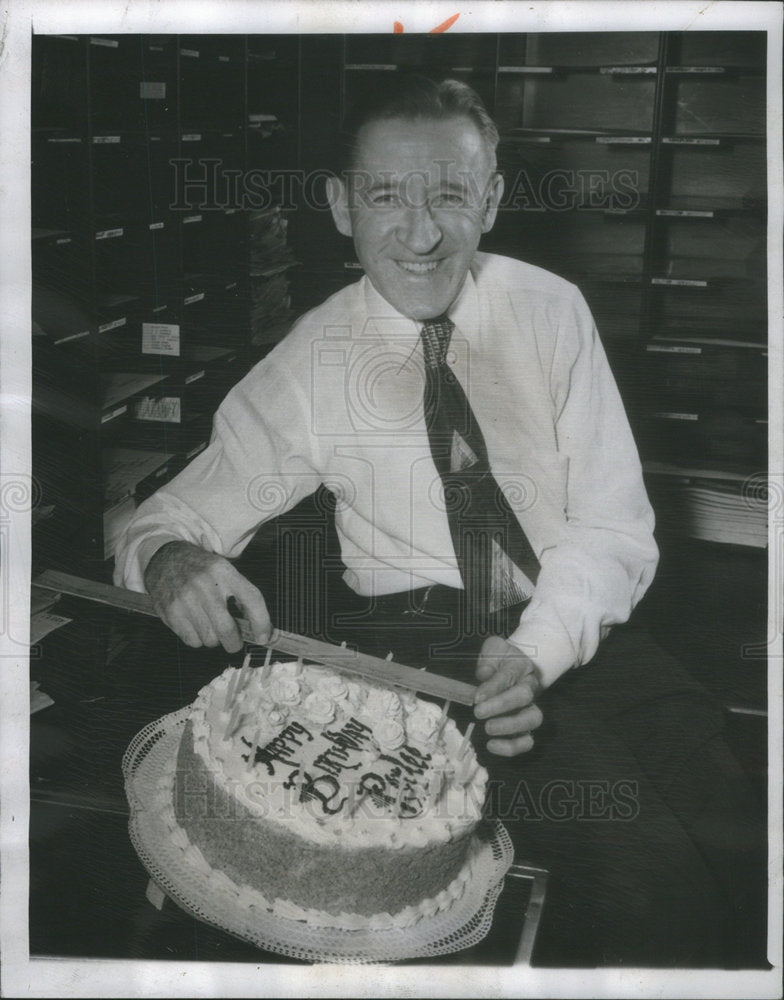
420, 315, 454, 368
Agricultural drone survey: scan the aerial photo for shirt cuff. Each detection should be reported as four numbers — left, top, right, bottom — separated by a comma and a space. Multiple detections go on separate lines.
505, 618, 578, 690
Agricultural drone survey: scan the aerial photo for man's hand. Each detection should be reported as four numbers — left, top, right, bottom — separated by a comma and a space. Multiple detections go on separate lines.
473, 635, 544, 756
144, 541, 271, 653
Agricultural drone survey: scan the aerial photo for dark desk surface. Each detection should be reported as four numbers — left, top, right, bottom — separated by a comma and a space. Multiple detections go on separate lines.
29, 600, 546, 965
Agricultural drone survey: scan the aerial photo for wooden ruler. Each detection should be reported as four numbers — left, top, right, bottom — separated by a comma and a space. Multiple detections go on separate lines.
33, 569, 477, 706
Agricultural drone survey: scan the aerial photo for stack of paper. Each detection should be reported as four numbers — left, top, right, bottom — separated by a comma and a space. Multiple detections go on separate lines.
249, 207, 298, 347
643, 462, 767, 548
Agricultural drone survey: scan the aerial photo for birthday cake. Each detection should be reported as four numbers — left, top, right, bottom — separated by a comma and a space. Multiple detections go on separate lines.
168, 660, 489, 928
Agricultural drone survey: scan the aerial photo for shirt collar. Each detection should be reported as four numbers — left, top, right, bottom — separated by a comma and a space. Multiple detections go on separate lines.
360, 267, 480, 349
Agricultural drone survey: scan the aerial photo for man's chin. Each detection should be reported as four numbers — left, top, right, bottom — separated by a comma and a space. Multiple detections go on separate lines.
379, 286, 457, 322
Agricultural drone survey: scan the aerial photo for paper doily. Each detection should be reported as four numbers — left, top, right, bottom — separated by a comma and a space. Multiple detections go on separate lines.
123, 708, 514, 964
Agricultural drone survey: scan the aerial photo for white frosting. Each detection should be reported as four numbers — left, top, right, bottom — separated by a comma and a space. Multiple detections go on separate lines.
189, 662, 487, 851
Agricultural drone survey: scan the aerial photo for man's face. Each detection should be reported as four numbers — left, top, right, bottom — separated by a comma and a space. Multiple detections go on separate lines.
328, 115, 504, 321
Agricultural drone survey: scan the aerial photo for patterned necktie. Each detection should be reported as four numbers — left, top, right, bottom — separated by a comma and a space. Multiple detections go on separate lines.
420, 315, 540, 619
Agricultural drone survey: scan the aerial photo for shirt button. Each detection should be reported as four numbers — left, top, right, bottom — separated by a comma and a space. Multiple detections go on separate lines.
446, 350, 456, 365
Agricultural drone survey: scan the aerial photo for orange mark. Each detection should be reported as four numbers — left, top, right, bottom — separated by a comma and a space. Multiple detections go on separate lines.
429, 13, 460, 33
393, 13, 460, 33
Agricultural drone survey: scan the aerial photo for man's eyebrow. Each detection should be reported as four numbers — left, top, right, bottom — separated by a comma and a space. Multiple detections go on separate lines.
365, 179, 397, 192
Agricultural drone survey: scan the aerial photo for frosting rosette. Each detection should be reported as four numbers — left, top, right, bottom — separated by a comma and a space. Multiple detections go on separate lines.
302, 691, 336, 726
267, 706, 289, 727
314, 673, 348, 701
362, 687, 403, 723
407, 703, 442, 745
269, 677, 301, 705
271, 661, 300, 678
373, 718, 406, 752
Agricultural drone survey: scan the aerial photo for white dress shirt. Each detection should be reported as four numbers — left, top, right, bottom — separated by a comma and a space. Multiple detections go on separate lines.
114, 252, 658, 688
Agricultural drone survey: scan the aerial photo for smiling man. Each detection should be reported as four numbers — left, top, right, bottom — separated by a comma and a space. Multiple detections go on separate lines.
114, 76, 765, 964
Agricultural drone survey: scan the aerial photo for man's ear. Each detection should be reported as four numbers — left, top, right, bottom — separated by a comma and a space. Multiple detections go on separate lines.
481, 172, 504, 234
327, 175, 353, 238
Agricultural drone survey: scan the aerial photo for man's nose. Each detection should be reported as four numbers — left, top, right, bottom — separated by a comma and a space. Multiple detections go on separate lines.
398, 205, 442, 254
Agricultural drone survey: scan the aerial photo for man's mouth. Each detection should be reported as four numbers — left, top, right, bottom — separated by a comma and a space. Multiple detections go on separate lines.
396, 260, 440, 274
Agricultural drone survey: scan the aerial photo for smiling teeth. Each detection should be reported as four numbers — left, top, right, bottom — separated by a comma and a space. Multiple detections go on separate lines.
399, 261, 438, 273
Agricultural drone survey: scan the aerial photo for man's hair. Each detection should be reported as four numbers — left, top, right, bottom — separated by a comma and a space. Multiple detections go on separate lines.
338, 74, 500, 174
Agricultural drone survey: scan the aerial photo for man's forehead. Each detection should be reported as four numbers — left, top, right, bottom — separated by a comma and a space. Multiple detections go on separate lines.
349, 115, 493, 182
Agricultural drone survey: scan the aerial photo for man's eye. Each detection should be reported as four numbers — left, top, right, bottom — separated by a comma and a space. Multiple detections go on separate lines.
370, 193, 400, 207
433, 193, 467, 208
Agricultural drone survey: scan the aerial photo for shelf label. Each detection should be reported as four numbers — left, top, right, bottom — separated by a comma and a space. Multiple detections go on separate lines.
148, 221, 165, 230
653, 411, 699, 421
140, 81, 166, 99
95, 228, 124, 240
54, 329, 91, 345
183, 292, 205, 305
183, 214, 202, 224
47, 136, 81, 144
186, 442, 208, 460
180, 48, 200, 58
218, 55, 230, 62
148, 44, 164, 52
498, 65, 554, 73
225, 281, 238, 290
181, 133, 202, 142
596, 136, 651, 144
90, 37, 119, 48
98, 317, 127, 333
151, 305, 168, 314
134, 396, 182, 423
667, 66, 725, 74
656, 208, 714, 218
142, 321, 180, 356
662, 137, 721, 146
101, 404, 128, 424
344, 261, 363, 270
55, 237, 72, 245
185, 370, 206, 384
600, 66, 657, 74
93, 135, 121, 144
646, 344, 702, 354
345, 63, 396, 71
651, 277, 708, 288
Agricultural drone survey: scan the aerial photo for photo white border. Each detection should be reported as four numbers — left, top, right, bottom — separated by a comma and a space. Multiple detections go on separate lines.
1, 2, 782, 997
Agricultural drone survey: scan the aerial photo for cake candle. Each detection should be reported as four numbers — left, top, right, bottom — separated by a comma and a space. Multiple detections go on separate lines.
225, 701, 242, 740
436, 700, 451, 739
223, 667, 240, 712
458, 723, 475, 759
260, 647, 273, 682
246, 725, 263, 771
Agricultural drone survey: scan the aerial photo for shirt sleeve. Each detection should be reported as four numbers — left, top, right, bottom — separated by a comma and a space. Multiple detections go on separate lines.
506, 286, 659, 688
112, 354, 321, 593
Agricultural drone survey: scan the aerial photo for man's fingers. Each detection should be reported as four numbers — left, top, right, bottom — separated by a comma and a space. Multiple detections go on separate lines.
159, 603, 207, 649
231, 579, 272, 644
486, 733, 535, 757
475, 679, 538, 721
475, 661, 526, 704
475, 635, 514, 680
483, 703, 543, 738
145, 543, 270, 652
